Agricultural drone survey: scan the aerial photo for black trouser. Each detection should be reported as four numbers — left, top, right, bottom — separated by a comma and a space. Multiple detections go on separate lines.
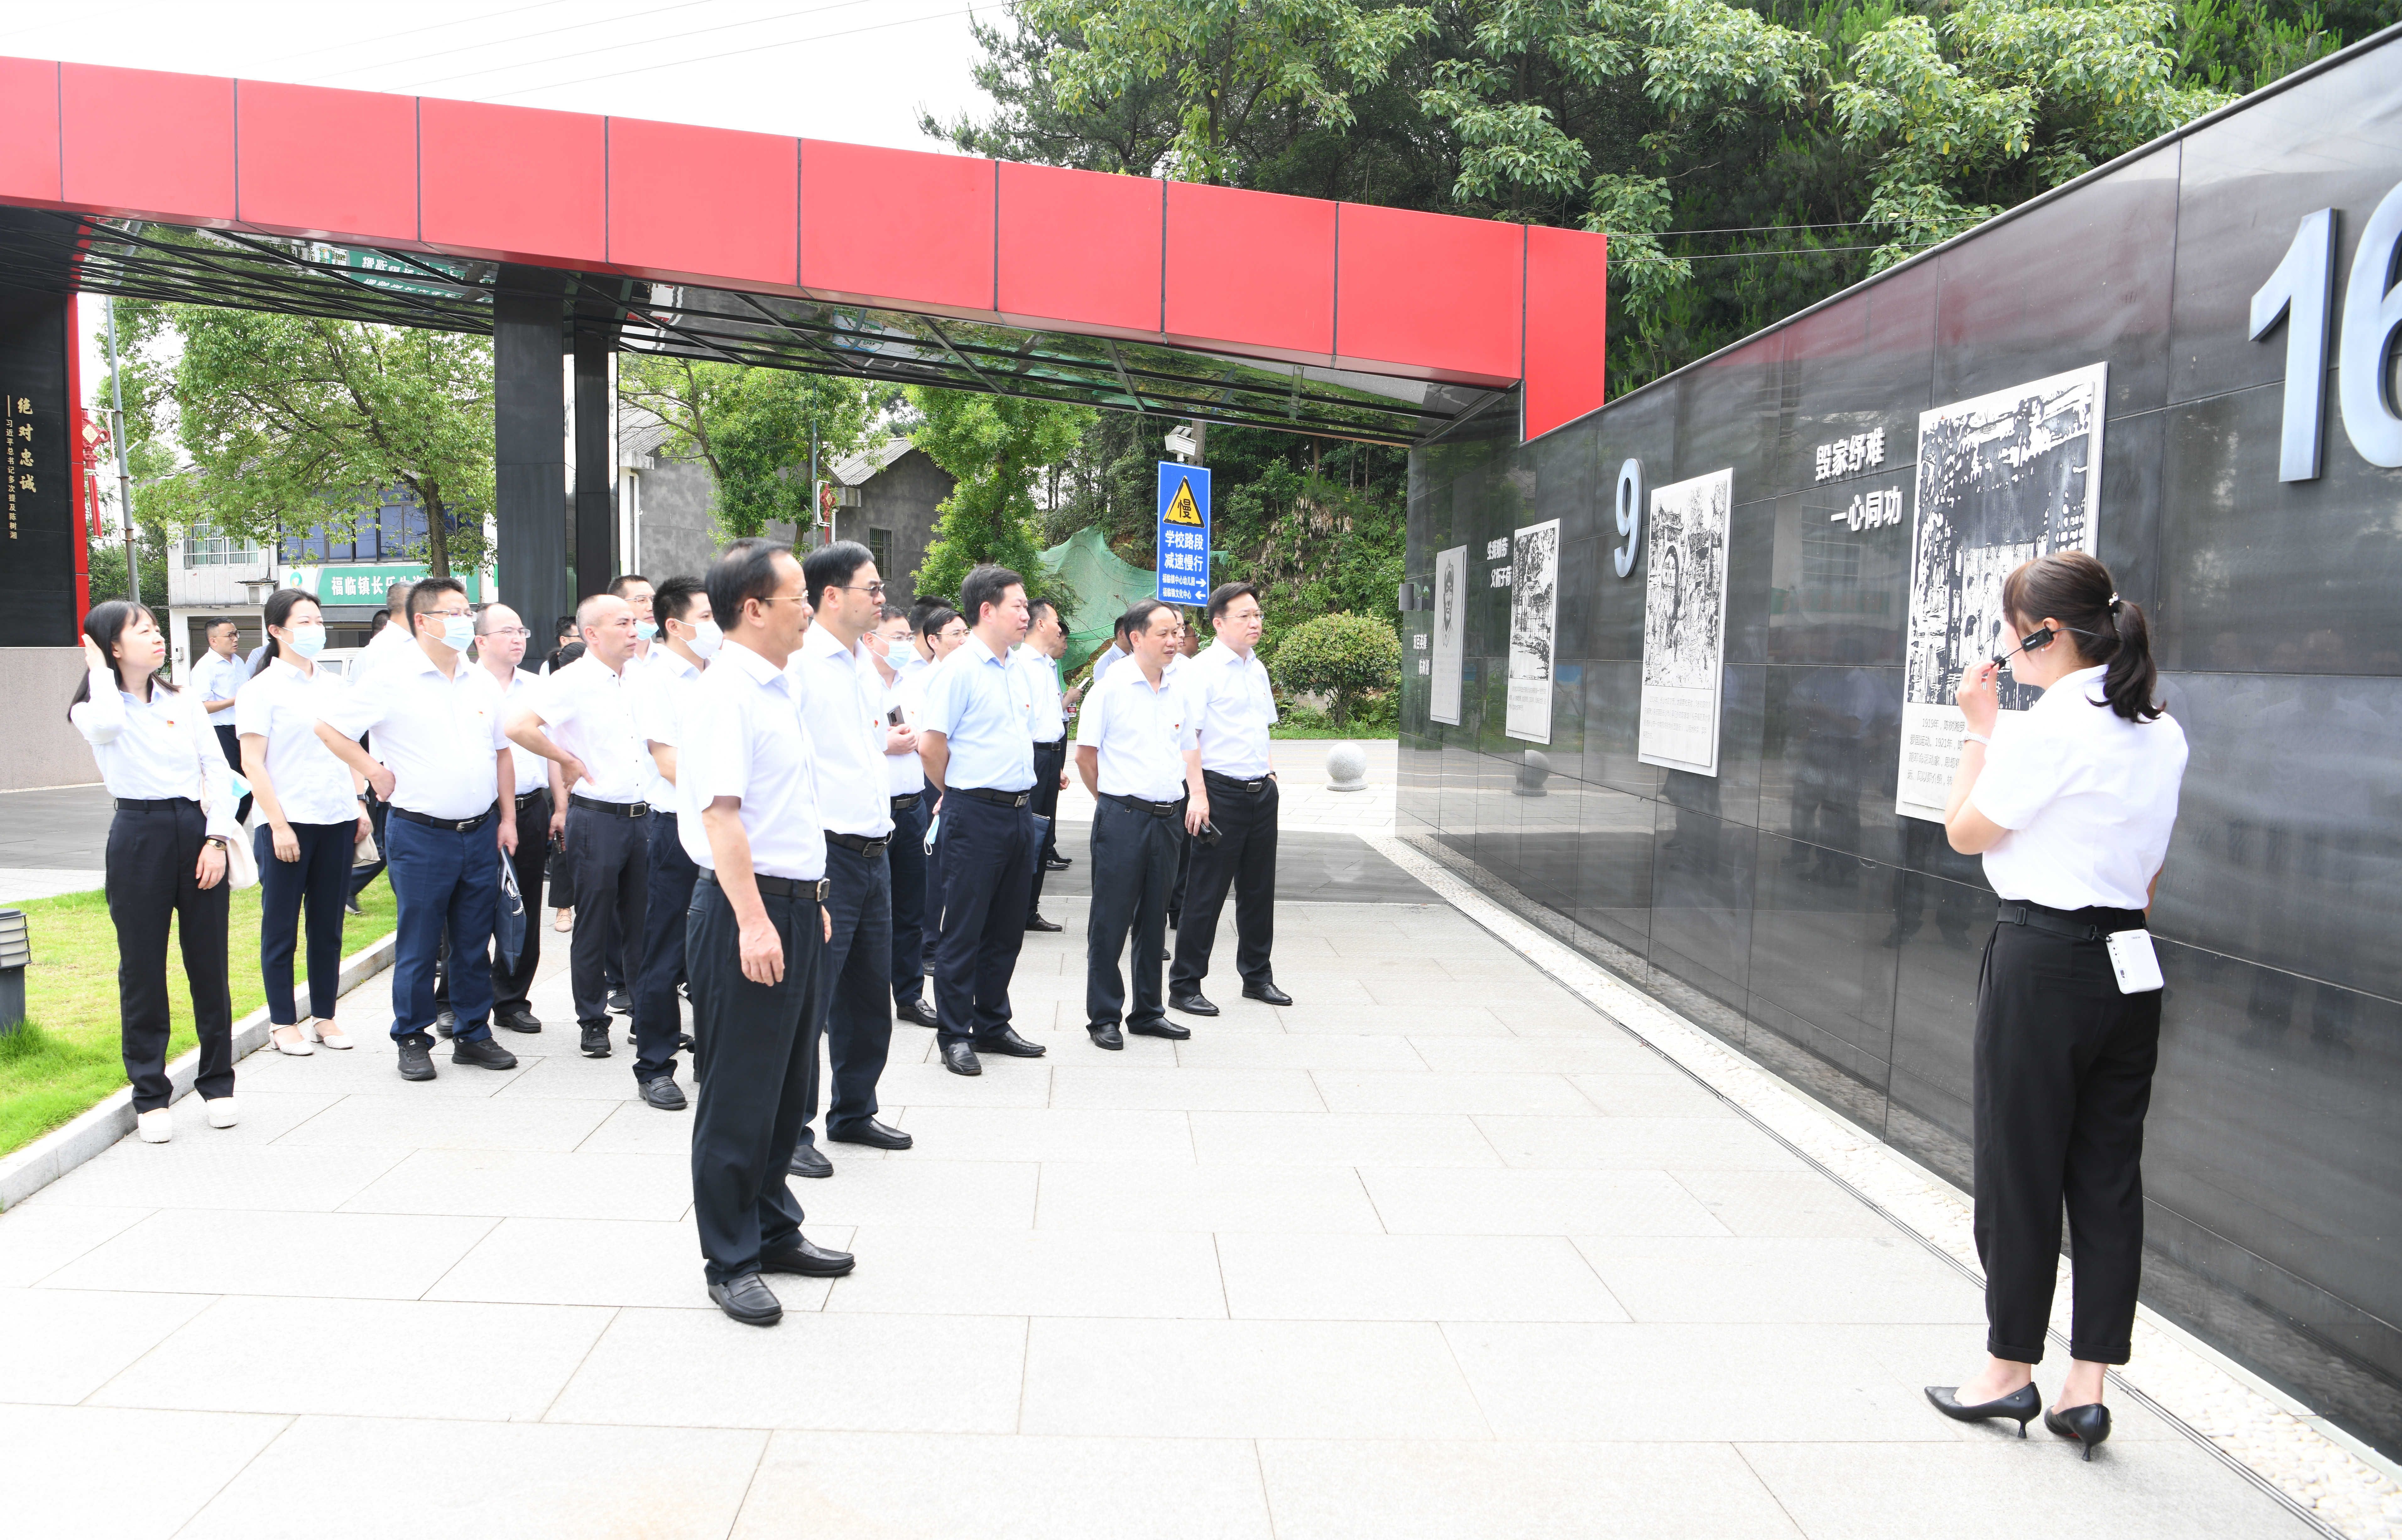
632, 809, 698, 1082
256, 818, 352, 1025
931, 790, 1038, 1047
1028, 737, 1066, 913
1171, 774, 1279, 992
106, 800, 233, 1112
687, 873, 823, 1285
802, 839, 895, 1145
348, 788, 389, 901
1972, 909, 2160, 1366
567, 800, 649, 1030
1086, 795, 1182, 1029
887, 794, 929, 1009
436, 790, 551, 1014
212, 723, 254, 824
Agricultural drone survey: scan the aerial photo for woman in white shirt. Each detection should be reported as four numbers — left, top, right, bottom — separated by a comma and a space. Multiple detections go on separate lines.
68, 601, 241, 1144
1923, 551, 2189, 1461
238, 590, 368, 1056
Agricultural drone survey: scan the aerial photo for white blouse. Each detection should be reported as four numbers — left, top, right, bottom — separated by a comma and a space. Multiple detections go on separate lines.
70, 670, 242, 841
234, 658, 360, 826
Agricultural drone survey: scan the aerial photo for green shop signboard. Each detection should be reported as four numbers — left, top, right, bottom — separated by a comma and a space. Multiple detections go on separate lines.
300, 564, 487, 604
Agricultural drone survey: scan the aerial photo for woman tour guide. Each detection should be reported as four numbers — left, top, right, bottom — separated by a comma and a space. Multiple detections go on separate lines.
1923, 550, 2189, 1460
68, 600, 242, 1144
237, 588, 368, 1055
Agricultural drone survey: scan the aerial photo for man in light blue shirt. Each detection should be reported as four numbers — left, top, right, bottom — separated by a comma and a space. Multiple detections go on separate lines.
917, 563, 1047, 1077
193, 618, 254, 823
1013, 598, 1072, 930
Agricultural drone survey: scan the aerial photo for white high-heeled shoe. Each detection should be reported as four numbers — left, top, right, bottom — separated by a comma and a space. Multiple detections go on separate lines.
302, 1017, 354, 1051
271, 1024, 315, 1056
135, 1108, 172, 1143
205, 1097, 239, 1129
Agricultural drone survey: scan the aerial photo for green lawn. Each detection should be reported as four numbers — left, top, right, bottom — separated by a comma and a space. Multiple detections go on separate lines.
0, 875, 399, 1157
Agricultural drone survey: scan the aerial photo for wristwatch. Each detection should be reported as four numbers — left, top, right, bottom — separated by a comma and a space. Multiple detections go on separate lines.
206, 835, 229, 850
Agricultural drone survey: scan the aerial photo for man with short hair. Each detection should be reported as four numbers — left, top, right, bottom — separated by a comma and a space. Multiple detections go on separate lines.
357, 580, 418, 678
193, 619, 253, 823
681, 538, 852, 1326
314, 578, 523, 1082
917, 564, 1048, 1077
1089, 614, 1133, 687
626, 574, 716, 1110
1076, 600, 1209, 1049
610, 573, 657, 665
505, 594, 658, 1069
787, 541, 911, 1175
865, 605, 937, 1030
1170, 581, 1291, 1015
1016, 597, 1072, 932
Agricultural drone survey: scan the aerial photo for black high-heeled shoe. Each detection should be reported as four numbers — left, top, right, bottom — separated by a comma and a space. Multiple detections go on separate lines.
1924, 1382, 2040, 1435
2044, 1402, 2112, 1460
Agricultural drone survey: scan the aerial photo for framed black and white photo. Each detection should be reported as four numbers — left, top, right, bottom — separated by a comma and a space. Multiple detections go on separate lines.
1505, 521, 1560, 742
1638, 468, 1732, 775
1431, 543, 1466, 726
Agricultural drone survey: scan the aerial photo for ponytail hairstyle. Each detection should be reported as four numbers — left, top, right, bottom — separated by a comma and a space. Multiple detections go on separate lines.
67, 600, 161, 719
253, 588, 322, 673
2000, 550, 2161, 722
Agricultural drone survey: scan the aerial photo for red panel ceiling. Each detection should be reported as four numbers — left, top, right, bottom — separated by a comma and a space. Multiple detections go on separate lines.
1164, 182, 1335, 361
997, 161, 1160, 334
0, 59, 58, 203
1336, 203, 1522, 383
801, 141, 993, 313
237, 81, 418, 244
608, 117, 796, 287
1523, 224, 1608, 439
420, 98, 605, 266
61, 63, 234, 224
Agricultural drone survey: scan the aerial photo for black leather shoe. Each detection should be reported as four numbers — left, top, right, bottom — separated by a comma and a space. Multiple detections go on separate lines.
829, 1118, 912, 1150
395, 1032, 437, 1081
1087, 1022, 1124, 1050
787, 1141, 832, 1178
760, 1235, 855, 1277
495, 1006, 542, 1034
895, 998, 940, 1029
1043, 855, 1072, 871
433, 1008, 456, 1039
708, 1272, 783, 1326
679, 1032, 696, 1052
1168, 990, 1219, 1017
608, 989, 633, 1015
1242, 982, 1294, 1006
451, 1035, 519, 1071
1924, 1383, 2040, 1437
974, 1027, 1047, 1058
580, 1022, 612, 1058
1127, 1017, 1190, 1040
940, 1040, 982, 1076
2044, 1402, 2112, 1460
1025, 911, 1063, 933
640, 1075, 688, 1111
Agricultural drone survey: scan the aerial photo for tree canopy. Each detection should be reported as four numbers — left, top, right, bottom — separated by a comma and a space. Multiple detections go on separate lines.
906, 385, 1096, 601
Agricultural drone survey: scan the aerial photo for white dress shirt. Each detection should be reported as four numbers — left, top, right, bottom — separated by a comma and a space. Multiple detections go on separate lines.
492, 667, 550, 795
1186, 640, 1278, 778
189, 651, 248, 714
676, 639, 825, 880
919, 634, 1035, 792
1090, 643, 1126, 685
1971, 665, 2190, 912
1076, 659, 1197, 802
634, 648, 704, 815
895, 650, 929, 680
317, 645, 510, 820
524, 653, 653, 805
1013, 645, 1066, 743
71, 673, 242, 841
354, 617, 417, 683
789, 625, 895, 839
883, 672, 927, 796
234, 658, 360, 825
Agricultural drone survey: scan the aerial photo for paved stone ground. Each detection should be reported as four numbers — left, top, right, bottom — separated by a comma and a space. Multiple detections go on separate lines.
0, 828, 2316, 1538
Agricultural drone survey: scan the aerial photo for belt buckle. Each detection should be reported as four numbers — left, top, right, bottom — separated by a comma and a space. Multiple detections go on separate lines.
813, 879, 830, 902
630, 802, 650, 818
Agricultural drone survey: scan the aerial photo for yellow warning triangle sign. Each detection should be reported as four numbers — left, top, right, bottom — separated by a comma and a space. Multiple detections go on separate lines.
1164, 477, 1204, 526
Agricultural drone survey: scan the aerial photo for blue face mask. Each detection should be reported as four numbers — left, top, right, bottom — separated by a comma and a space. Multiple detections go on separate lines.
288, 625, 326, 659
635, 620, 659, 642
433, 614, 476, 652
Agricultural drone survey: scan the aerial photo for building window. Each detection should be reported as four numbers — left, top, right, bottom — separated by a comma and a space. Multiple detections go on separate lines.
183, 524, 263, 567
868, 525, 892, 580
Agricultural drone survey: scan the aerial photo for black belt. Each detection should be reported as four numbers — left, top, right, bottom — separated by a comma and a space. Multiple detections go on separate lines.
1203, 770, 1270, 794
392, 803, 496, 832
1034, 736, 1068, 750
1107, 792, 1186, 818
956, 786, 1033, 807
826, 830, 890, 857
698, 869, 828, 901
570, 793, 651, 817
513, 788, 549, 812
115, 796, 198, 812
1996, 900, 2146, 943
890, 792, 923, 813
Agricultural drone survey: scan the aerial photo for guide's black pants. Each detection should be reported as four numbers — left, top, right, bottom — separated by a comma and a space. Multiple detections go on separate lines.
1027, 737, 1066, 913
687, 872, 822, 1285
1972, 907, 2159, 1366
931, 791, 1038, 1047
886, 794, 929, 1009
256, 818, 352, 1025
567, 800, 649, 1031
1086, 795, 1181, 1029
800, 839, 894, 1145
107, 799, 233, 1112
632, 809, 698, 1083
1171, 773, 1279, 993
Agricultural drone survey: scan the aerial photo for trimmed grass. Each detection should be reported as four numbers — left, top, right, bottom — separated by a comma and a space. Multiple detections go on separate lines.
0, 875, 399, 1157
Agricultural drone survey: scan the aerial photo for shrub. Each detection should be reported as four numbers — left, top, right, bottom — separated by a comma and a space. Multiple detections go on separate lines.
1269, 612, 1401, 732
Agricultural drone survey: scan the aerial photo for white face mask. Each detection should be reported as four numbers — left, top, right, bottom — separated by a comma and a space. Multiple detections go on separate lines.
435, 614, 476, 652
689, 619, 724, 660
287, 624, 326, 659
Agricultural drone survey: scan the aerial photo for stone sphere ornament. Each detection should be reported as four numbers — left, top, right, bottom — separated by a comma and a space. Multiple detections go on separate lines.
1326, 741, 1369, 792
1514, 749, 1552, 797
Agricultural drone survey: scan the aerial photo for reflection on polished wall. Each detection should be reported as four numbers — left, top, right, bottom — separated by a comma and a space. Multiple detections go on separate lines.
1401, 31, 2402, 1458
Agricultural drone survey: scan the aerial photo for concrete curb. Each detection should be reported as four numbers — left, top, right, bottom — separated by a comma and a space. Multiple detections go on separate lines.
0, 929, 396, 1211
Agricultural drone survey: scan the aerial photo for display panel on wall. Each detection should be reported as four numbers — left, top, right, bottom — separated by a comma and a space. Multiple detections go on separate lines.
1897, 365, 2107, 821
1638, 470, 1731, 775
1431, 544, 1466, 726
1506, 520, 1560, 742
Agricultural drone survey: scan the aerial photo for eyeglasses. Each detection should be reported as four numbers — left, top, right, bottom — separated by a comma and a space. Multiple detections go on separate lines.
487, 626, 531, 639
838, 582, 886, 598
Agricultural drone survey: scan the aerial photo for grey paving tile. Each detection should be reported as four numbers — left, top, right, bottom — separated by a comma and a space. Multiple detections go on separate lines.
0, 1286, 215, 1403
1312, 1069, 1596, 1116
1190, 1112, 1503, 1168
1034, 1163, 1386, 1234
423, 1216, 847, 1310
485, 1055, 646, 1099
1669, 1169, 1906, 1238
825, 1227, 1226, 1318
271, 1093, 618, 1152
0, 1203, 151, 1286
1048, 1066, 1325, 1112
160, 1088, 343, 1145
1359, 1167, 1732, 1238
1407, 1035, 1661, 1074
38, 1208, 496, 1301
1571, 1071, 1738, 1117
875, 1058, 1055, 1107
889, 1106, 1194, 1164
230, 1038, 530, 1097
1173, 1034, 1426, 1071
338, 1148, 694, 1221
1217, 1233, 1627, 1322
0, 1403, 288, 1540
570, 1100, 699, 1155
31, 1143, 411, 1213
1477, 1115, 1806, 1171
1575, 1235, 1984, 1325
1276, 1005, 1516, 1036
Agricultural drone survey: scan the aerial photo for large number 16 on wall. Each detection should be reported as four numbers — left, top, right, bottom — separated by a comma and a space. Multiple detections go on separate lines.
2251, 180, 2402, 479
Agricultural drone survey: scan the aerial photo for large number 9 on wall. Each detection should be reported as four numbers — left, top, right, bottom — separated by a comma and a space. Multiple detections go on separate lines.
2252, 180, 2402, 476
1613, 458, 1643, 577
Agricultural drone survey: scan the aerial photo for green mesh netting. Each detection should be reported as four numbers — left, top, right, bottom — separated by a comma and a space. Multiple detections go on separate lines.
1040, 524, 1156, 670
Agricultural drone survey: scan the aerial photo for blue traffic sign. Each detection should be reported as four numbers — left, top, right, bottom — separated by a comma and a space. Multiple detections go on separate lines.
1156, 462, 1211, 606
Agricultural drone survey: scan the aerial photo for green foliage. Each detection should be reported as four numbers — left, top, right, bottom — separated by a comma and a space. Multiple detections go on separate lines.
1270, 610, 1402, 729
619, 355, 887, 541
906, 386, 1096, 603
83, 518, 172, 611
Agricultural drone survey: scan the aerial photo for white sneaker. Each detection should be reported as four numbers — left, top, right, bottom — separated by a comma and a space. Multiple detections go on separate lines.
136, 1108, 172, 1143
204, 1097, 239, 1129
302, 1017, 354, 1051
271, 1024, 315, 1056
